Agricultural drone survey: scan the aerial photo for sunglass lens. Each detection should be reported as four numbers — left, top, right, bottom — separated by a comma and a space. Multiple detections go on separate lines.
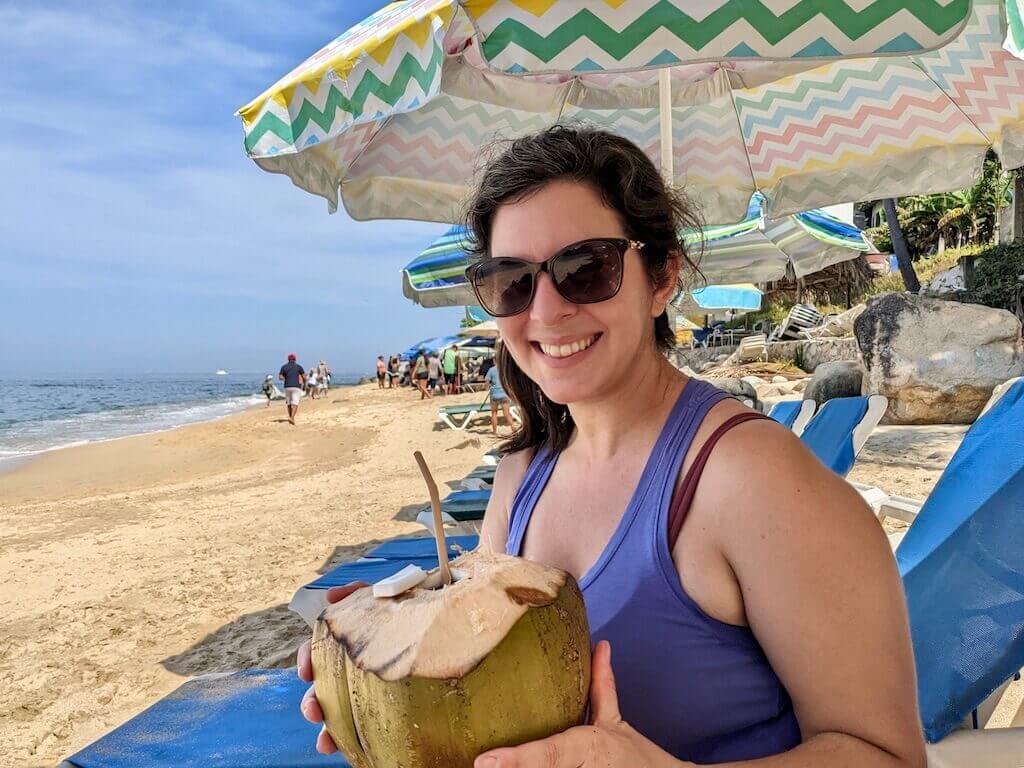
472, 259, 535, 317
552, 241, 623, 304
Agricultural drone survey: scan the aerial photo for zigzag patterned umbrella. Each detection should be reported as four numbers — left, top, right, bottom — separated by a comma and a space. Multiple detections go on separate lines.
238, 0, 1023, 224
402, 197, 871, 308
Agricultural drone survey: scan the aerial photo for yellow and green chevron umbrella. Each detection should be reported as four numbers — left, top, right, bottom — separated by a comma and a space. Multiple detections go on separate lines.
238, 0, 1023, 224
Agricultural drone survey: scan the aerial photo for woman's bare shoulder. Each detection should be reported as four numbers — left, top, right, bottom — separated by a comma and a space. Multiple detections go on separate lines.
479, 447, 535, 554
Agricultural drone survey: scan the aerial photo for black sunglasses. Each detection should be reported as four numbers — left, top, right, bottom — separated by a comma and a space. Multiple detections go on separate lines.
465, 237, 643, 318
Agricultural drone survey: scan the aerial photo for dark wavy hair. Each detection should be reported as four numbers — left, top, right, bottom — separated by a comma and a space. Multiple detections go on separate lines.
465, 125, 702, 456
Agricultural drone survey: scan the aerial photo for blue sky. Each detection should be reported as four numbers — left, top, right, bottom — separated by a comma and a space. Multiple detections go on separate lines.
0, 1, 464, 375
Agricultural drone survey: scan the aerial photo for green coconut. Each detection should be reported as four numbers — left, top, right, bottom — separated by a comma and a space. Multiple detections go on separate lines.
312, 550, 591, 768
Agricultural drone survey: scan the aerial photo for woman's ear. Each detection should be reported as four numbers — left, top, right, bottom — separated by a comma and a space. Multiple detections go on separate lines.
652, 252, 681, 317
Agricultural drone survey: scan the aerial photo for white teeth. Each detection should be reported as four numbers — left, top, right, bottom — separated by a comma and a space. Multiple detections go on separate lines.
539, 336, 596, 359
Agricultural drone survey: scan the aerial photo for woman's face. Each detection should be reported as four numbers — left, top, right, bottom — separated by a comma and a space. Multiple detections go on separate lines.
490, 180, 670, 405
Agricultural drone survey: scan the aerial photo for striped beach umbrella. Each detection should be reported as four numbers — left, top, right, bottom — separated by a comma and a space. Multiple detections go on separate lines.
401, 196, 871, 308
237, 0, 1023, 225
686, 194, 873, 283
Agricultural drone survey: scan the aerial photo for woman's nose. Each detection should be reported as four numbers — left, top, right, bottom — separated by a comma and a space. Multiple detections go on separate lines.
529, 271, 575, 324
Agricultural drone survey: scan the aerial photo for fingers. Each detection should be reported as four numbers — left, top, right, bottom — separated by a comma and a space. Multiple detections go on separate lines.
300, 684, 323, 723
297, 639, 313, 682
325, 581, 368, 604
589, 640, 621, 725
316, 725, 339, 754
475, 727, 594, 768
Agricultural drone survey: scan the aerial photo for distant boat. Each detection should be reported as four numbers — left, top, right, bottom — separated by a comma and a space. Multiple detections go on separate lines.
215, 370, 228, 375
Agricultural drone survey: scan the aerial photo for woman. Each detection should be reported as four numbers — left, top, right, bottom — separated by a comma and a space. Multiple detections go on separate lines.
297, 127, 924, 766
411, 349, 431, 400
486, 343, 515, 435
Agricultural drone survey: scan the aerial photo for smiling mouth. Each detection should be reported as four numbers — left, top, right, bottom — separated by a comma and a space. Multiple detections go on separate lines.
533, 334, 600, 359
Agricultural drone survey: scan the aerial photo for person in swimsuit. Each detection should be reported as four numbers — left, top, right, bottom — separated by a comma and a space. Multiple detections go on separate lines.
296, 127, 925, 766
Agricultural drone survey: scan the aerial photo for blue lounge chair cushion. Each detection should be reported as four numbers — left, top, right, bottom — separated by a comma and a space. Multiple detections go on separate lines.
768, 400, 802, 429
305, 557, 439, 590
64, 669, 338, 768
439, 489, 491, 521
897, 380, 1024, 742
799, 396, 868, 477
367, 535, 478, 560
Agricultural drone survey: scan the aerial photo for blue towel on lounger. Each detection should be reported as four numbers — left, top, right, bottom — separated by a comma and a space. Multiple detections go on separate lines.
767, 400, 803, 429
897, 379, 1024, 742
305, 557, 439, 590
63, 669, 338, 768
799, 396, 869, 477
367, 535, 478, 560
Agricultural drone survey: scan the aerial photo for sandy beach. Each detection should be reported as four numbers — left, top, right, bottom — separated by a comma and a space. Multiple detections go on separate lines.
1, 384, 1020, 766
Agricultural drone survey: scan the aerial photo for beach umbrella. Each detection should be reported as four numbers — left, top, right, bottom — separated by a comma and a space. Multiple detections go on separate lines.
403, 225, 475, 308
686, 194, 873, 284
458, 319, 499, 338
679, 284, 762, 315
237, 0, 1023, 224
400, 334, 464, 360
402, 195, 869, 308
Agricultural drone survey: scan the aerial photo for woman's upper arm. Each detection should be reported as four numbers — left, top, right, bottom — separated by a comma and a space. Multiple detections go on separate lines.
478, 449, 532, 555
708, 422, 925, 763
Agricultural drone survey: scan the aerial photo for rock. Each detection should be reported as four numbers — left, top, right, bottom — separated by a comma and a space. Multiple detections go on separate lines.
772, 375, 788, 384
804, 361, 864, 406
701, 376, 759, 407
740, 375, 778, 400
854, 293, 1024, 424
924, 264, 966, 297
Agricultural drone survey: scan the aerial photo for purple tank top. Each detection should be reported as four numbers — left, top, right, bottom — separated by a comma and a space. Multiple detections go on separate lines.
506, 379, 801, 763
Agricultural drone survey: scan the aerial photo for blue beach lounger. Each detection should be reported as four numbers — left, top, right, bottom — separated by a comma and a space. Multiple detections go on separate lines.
799, 395, 887, 477
60, 669, 337, 768
891, 378, 1024, 744
289, 556, 439, 626
767, 399, 816, 436
289, 535, 480, 625
416, 489, 491, 536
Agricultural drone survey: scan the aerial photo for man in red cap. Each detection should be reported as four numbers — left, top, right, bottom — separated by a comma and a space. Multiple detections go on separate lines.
278, 353, 306, 425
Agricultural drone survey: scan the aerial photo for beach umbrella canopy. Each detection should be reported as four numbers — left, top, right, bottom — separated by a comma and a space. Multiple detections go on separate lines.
402, 195, 869, 308
686, 193, 873, 283
237, 0, 1023, 224
400, 334, 464, 360
458, 319, 499, 338
681, 284, 762, 314
403, 225, 475, 308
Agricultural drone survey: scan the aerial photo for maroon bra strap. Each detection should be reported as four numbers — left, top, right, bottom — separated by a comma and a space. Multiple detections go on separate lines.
667, 412, 770, 549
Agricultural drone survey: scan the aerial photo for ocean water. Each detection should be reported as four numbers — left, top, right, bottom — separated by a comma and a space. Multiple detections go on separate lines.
0, 372, 364, 466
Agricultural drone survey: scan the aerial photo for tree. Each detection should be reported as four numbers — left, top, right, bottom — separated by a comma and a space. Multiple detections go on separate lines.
884, 198, 921, 293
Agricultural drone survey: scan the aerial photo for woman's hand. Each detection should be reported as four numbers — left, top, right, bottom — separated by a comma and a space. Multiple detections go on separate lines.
474, 641, 689, 768
296, 582, 367, 754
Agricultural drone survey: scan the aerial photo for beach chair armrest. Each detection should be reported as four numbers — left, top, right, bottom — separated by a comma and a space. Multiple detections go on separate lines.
878, 495, 924, 524
415, 508, 458, 537
925, 726, 1024, 768
849, 481, 890, 514
851, 395, 888, 456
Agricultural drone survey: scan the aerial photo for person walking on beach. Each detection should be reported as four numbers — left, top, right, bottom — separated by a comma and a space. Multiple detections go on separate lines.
442, 345, 459, 395
318, 360, 330, 395
261, 375, 276, 407
387, 356, 399, 388
427, 351, 443, 396
376, 356, 387, 389
306, 367, 319, 399
278, 353, 305, 425
411, 349, 430, 399
485, 350, 514, 435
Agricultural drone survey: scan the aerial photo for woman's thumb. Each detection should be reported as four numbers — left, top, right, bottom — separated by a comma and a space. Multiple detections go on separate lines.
588, 640, 621, 725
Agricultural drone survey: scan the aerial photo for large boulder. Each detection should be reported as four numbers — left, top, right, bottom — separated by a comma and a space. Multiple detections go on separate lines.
804, 361, 864, 406
854, 293, 1024, 424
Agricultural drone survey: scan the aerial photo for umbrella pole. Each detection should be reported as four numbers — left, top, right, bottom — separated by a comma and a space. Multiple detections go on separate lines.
659, 69, 673, 181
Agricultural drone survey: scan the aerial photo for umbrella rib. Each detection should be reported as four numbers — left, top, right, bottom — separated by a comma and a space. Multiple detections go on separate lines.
909, 56, 993, 146
725, 71, 760, 224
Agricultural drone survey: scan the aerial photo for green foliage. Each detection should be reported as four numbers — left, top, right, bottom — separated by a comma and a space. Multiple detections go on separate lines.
859, 247, 979, 300
894, 151, 1012, 256
973, 243, 1024, 312
864, 224, 891, 253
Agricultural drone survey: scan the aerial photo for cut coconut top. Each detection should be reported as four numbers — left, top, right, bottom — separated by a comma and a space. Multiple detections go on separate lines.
318, 551, 569, 681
